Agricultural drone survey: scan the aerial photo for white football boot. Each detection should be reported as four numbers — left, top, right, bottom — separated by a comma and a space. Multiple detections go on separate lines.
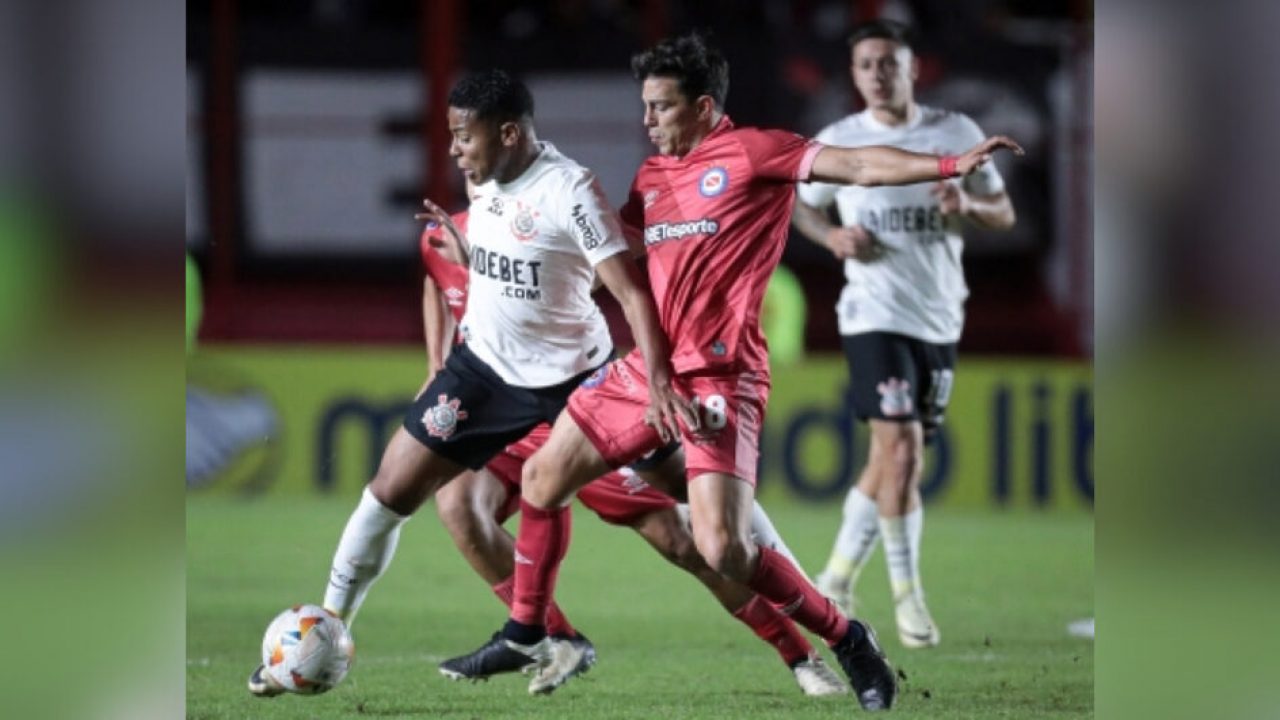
527, 633, 597, 695
792, 656, 850, 696
894, 592, 941, 648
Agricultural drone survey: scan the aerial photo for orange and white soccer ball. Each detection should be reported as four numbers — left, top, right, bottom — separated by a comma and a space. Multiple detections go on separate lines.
260, 604, 355, 694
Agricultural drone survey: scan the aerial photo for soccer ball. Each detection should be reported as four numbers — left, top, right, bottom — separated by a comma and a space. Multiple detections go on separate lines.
260, 604, 355, 694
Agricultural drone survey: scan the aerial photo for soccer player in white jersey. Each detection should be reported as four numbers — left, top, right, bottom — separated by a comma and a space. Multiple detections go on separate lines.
248, 69, 695, 696
792, 20, 1017, 649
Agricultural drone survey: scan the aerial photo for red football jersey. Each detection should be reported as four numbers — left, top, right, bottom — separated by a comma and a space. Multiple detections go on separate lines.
418, 211, 471, 325
620, 117, 820, 376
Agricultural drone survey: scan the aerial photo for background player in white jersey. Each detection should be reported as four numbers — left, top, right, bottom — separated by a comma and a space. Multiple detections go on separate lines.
792, 20, 1017, 649
248, 69, 694, 696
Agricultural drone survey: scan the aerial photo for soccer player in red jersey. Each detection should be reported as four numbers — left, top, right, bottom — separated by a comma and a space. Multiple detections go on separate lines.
450, 34, 1022, 710
416, 207, 849, 696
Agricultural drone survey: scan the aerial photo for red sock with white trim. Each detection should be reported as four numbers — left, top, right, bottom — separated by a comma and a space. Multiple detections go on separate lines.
748, 546, 850, 646
731, 595, 814, 666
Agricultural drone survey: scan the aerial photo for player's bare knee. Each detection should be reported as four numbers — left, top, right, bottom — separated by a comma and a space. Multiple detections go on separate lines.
433, 482, 477, 537
693, 527, 752, 578
369, 441, 445, 515
367, 472, 415, 515
520, 456, 551, 507
694, 537, 728, 574
522, 455, 574, 509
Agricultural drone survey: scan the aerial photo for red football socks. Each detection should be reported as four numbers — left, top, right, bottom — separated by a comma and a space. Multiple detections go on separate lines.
748, 546, 849, 646
732, 595, 814, 666
510, 500, 572, 627
491, 575, 577, 638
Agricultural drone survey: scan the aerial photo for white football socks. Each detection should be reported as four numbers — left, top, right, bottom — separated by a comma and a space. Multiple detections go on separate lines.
748, 500, 801, 569
880, 505, 923, 599
322, 486, 409, 627
822, 487, 880, 586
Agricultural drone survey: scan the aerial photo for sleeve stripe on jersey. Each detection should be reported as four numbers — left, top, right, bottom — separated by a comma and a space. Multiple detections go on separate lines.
796, 141, 823, 182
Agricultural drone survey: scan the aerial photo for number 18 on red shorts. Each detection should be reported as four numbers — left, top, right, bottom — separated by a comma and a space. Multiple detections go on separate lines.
566, 349, 770, 485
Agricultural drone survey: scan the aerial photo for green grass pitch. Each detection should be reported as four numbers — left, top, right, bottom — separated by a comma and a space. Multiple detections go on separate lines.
187, 495, 1092, 719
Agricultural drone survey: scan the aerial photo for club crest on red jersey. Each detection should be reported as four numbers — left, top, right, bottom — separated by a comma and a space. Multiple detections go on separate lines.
422, 394, 469, 438
698, 166, 729, 197
643, 189, 660, 208
509, 200, 539, 242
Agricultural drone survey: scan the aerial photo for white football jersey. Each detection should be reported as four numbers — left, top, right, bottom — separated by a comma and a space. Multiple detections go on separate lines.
460, 142, 629, 387
797, 105, 1005, 343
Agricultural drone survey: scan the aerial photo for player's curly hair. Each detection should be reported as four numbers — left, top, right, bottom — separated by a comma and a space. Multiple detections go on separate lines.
631, 32, 729, 109
447, 69, 534, 125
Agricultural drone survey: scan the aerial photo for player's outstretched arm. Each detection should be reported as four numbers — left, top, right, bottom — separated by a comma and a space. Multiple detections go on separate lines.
809, 135, 1024, 188
594, 253, 700, 442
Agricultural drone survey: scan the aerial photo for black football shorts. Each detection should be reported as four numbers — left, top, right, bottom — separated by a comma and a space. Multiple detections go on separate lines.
403, 343, 606, 470
841, 331, 957, 433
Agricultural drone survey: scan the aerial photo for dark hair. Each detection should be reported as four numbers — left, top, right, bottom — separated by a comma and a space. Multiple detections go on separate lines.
847, 19, 915, 52
447, 69, 534, 125
630, 32, 729, 108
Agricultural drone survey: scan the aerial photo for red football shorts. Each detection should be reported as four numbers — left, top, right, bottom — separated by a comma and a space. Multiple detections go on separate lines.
483, 424, 676, 525
566, 350, 769, 485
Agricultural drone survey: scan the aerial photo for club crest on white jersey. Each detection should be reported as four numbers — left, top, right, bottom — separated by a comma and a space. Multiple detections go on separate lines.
509, 200, 539, 242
